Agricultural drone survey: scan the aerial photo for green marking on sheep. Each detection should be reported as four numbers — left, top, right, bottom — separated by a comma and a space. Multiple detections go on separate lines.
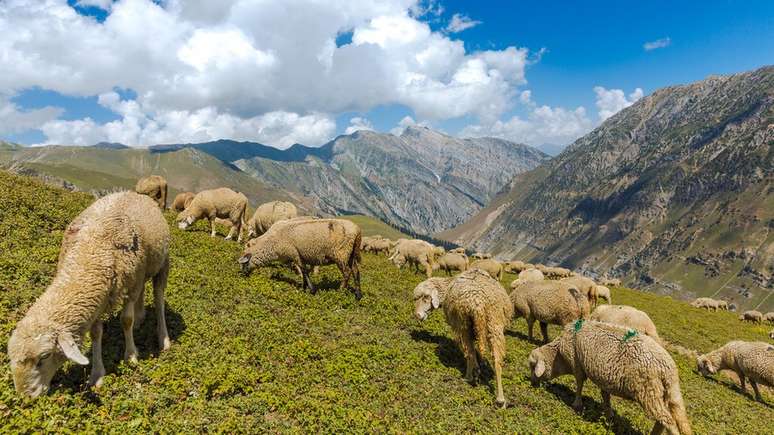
573, 319, 584, 333
621, 329, 638, 342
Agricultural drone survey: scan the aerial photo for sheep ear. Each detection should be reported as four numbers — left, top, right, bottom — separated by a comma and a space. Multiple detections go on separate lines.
431, 289, 440, 309
57, 333, 89, 365
534, 359, 546, 377
238, 254, 251, 264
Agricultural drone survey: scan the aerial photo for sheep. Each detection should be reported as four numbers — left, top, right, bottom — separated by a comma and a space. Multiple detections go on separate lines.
449, 247, 467, 255
594, 285, 612, 305
529, 320, 691, 434
436, 252, 469, 276
739, 310, 763, 323
389, 239, 437, 278
503, 260, 526, 273
509, 280, 590, 343
763, 312, 774, 324
238, 218, 362, 300
697, 341, 774, 402
561, 275, 598, 306
413, 269, 514, 407
543, 266, 573, 279
134, 175, 168, 209
176, 187, 248, 242
471, 252, 491, 260
590, 304, 660, 344
7, 192, 171, 398
470, 259, 504, 281
690, 297, 721, 311
171, 191, 195, 212
716, 300, 729, 311
601, 277, 622, 287
517, 268, 544, 282
363, 237, 392, 255
246, 200, 298, 239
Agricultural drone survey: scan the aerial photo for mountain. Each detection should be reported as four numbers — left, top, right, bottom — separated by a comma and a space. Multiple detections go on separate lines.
536, 143, 565, 156
441, 65, 774, 311
92, 141, 130, 150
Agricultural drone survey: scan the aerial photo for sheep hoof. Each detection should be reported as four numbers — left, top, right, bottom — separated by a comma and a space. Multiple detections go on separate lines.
496, 398, 507, 409
89, 371, 105, 388
125, 353, 139, 364
572, 399, 584, 413
160, 337, 172, 351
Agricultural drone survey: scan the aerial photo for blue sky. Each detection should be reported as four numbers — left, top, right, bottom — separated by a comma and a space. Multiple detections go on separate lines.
1, 0, 772, 149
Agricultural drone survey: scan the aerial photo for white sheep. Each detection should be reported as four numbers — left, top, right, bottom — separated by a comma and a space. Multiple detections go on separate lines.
469, 258, 504, 281
246, 200, 298, 239
589, 304, 660, 344
529, 320, 691, 434
176, 187, 248, 242
509, 280, 590, 343
763, 312, 774, 324
471, 252, 492, 260
389, 239, 437, 278
517, 268, 544, 282
697, 341, 774, 402
739, 310, 763, 323
561, 275, 598, 306
691, 297, 721, 311
171, 191, 195, 212
238, 218, 363, 299
594, 285, 612, 305
134, 175, 168, 209
436, 252, 468, 276
7, 192, 171, 397
413, 269, 514, 407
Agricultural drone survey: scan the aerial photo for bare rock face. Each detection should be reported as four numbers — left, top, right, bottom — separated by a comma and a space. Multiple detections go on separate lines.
444, 65, 774, 310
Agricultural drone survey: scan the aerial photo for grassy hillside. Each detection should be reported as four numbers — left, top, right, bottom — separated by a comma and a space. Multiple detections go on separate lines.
338, 214, 409, 239
1, 170, 773, 433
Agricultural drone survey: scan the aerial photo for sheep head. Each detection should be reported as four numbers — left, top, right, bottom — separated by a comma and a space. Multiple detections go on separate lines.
176, 209, 196, 230
696, 355, 717, 376
8, 323, 88, 398
412, 278, 449, 321
238, 237, 277, 274
528, 341, 569, 387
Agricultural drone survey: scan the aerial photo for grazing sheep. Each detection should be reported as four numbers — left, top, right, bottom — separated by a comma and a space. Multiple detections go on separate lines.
134, 175, 168, 209
594, 285, 612, 305
471, 252, 491, 260
509, 280, 590, 343
238, 218, 362, 300
517, 268, 544, 282
246, 200, 298, 239
503, 260, 526, 273
436, 252, 469, 276
691, 297, 721, 311
176, 187, 248, 242
363, 237, 392, 255
561, 276, 598, 305
529, 321, 691, 434
544, 266, 573, 279
601, 277, 622, 287
470, 259, 504, 281
590, 304, 660, 344
716, 300, 729, 311
413, 269, 514, 407
7, 192, 171, 398
171, 191, 195, 212
449, 247, 467, 255
739, 310, 763, 324
697, 341, 774, 402
763, 312, 774, 324
389, 239, 437, 278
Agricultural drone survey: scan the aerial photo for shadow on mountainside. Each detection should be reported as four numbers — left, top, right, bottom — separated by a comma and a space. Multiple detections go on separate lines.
544, 383, 640, 434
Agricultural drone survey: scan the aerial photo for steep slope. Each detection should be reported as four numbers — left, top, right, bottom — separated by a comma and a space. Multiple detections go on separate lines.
442, 65, 774, 311
235, 127, 548, 233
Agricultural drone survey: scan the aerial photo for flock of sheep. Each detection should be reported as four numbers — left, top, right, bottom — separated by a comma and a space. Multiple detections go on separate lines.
6, 174, 774, 434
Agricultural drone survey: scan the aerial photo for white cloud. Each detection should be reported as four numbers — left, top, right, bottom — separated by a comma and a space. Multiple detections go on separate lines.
0, 96, 63, 135
389, 115, 430, 135
445, 13, 481, 33
76, 0, 113, 10
344, 117, 374, 134
643, 37, 671, 51
594, 86, 644, 121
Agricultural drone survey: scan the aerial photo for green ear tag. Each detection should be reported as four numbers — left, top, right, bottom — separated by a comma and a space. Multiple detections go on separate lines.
622, 329, 638, 342
573, 319, 584, 333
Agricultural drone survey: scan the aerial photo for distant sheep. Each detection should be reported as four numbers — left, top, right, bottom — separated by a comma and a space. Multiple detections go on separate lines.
763, 312, 774, 324
739, 310, 763, 324
171, 191, 195, 212
389, 239, 437, 278
594, 285, 612, 305
436, 252, 469, 276
135, 175, 168, 209
362, 236, 392, 255
449, 247, 467, 255
7, 192, 171, 397
471, 252, 491, 260
543, 266, 573, 279
691, 297, 723, 311
470, 259, 504, 281
517, 268, 544, 282
529, 321, 690, 434
590, 304, 660, 344
176, 187, 248, 242
503, 260, 526, 273
413, 269, 514, 407
509, 279, 590, 343
246, 200, 298, 239
239, 218, 362, 299
601, 277, 622, 287
561, 276, 598, 306
697, 341, 774, 402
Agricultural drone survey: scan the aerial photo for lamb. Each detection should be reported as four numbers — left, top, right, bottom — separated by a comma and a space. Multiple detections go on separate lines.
171, 191, 195, 212
7, 192, 171, 398
763, 312, 774, 324
529, 320, 691, 434
176, 187, 248, 242
509, 280, 590, 343
697, 340, 774, 402
561, 276, 598, 305
470, 259, 504, 281
246, 200, 298, 239
594, 285, 612, 305
517, 268, 544, 282
413, 269, 514, 407
590, 304, 660, 344
436, 252, 469, 276
238, 218, 362, 300
389, 239, 437, 278
739, 310, 763, 323
134, 175, 168, 209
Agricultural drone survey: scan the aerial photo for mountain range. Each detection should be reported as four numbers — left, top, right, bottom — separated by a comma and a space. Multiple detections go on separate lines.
441, 65, 774, 311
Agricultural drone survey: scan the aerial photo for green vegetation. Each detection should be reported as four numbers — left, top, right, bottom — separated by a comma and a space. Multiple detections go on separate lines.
1, 170, 773, 433
338, 214, 409, 239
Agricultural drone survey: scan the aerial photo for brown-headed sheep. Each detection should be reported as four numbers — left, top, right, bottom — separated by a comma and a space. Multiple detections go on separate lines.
171, 191, 195, 212
589, 304, 660, 344
176, 187, 248, 242
413, 269, 514, 407
529, 320, 691, 434
509, 280, 590, 343
436, 252, 468, 276
238, 218, 362, 300
470, 259, 504, 281
739, 310, 763, 323
246, 200, 298, 239
697, 341, 774, 402
7, 192, 171, 398
135, 175, 168, 209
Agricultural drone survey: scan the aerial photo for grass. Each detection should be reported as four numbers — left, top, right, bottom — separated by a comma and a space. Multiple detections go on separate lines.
1, 170, 773, 433
339, 214, 409, 239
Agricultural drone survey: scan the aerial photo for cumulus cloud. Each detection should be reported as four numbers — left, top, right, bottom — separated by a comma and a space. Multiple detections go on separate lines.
389, 115, 430, 135
0, 96, 63, 135
344, 117, 374, 134
0, 0, 537, 148
594, 86, 644, 120
445, 13, 481, 33
643, 37, 671, 51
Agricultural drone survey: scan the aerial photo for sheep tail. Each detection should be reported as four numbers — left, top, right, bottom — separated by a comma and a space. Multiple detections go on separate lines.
351, 231, 362, 265
472, 312, 490, 358
665, 375, 692, 435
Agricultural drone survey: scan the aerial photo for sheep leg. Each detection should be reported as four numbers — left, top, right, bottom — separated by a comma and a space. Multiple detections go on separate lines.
122, 296, 139, 363
423, 260, 432, 279
572, 371, 586, 412
133, 284, 146, 330
337, 259, 352, 292
294, 263, 310, 292
351, 259, 362, 300
493, 339, 506, 408
153, 260, 171, 352
601, 391, 613, 420
88, 320, 106, 387
539, 322, 550, 344
526, 317, 535, 341
460, 324, 479, 384
739, 373, 747, 393
750, 380, 762, 401
225, 224, 236, 240
209, 218, 217, 237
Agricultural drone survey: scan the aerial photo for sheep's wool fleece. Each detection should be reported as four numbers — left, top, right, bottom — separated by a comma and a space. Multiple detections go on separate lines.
443, 269, 514, 336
